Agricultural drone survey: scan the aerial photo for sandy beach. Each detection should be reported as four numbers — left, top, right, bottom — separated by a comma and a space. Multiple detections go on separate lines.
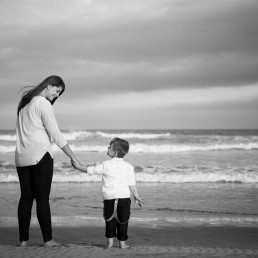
1, 225, 258, 258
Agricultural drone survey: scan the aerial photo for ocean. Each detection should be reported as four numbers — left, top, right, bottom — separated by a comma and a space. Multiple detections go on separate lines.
1, 129, 258, 228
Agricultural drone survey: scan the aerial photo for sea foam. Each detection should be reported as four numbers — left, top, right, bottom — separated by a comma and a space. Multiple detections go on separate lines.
1, 142, 258, 153
0, 135, 16, 141
1, 169, 258, 183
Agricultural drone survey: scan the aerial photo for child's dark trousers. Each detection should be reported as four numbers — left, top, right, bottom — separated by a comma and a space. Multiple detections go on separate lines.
103, 198, 131, 241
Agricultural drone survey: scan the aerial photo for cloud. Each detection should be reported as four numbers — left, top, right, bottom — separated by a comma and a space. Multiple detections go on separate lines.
1, 0, 258, 90
57, 83, 258, 113
0, 0, 258, 129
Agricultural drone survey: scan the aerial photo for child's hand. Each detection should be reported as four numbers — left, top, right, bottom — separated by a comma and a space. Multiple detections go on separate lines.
134, 197, 144, 208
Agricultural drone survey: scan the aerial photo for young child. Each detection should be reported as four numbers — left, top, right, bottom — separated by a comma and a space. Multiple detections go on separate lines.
72, 137, 143, 249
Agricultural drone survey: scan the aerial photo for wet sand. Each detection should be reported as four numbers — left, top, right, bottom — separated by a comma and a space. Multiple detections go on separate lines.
1, 225, 258, 257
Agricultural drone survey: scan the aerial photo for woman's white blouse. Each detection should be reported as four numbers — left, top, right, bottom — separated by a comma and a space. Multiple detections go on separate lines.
15, 96, 67, 167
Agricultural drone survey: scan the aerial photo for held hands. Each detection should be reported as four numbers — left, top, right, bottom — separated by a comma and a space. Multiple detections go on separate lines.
71, 159, 85, 172
71, 160, 97, 173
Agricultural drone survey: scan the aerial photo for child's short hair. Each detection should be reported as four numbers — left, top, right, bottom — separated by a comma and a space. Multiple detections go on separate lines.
110, 137, 129, 158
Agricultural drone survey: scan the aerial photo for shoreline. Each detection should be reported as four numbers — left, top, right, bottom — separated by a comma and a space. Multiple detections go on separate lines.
1, 225, 258, 257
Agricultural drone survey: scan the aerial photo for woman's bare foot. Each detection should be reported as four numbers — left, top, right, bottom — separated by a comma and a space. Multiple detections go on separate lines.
17, 241, 27, 247
44, 239, 61, 247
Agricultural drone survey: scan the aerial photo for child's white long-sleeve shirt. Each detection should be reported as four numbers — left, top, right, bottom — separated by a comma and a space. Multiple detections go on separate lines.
87, 157, 136, 200
15, 96, 67, 167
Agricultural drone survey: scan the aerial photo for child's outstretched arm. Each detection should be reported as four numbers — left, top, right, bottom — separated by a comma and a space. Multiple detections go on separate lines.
129, 185, 144, 208
72, 161, 103, 175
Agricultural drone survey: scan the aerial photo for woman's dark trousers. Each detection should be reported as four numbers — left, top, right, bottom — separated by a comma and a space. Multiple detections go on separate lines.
17, 152, 53, 242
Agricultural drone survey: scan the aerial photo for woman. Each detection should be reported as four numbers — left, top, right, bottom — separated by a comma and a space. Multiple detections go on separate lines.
15, 75, 80, 247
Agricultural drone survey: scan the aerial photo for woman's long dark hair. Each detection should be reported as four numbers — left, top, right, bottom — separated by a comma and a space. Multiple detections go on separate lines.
17, 75, 65, 116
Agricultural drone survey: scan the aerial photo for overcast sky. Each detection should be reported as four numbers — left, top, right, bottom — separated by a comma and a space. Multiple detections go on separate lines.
1, 0, 258, 130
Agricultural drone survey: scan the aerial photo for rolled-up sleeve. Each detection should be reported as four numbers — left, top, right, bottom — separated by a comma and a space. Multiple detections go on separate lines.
87, 163, 105, 175
39, 99, 67, 148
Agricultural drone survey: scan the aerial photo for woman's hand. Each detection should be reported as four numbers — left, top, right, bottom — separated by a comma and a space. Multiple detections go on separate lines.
71, 160, 87, 173
71, 157, 80, 165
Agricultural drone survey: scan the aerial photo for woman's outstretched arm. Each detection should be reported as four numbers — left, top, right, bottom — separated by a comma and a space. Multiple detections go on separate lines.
62, 144, 80, 164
